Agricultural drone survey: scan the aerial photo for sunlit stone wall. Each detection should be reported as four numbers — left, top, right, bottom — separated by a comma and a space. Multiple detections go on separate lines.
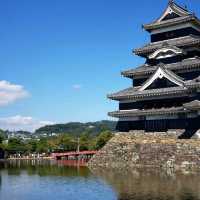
88, 131, 200, 170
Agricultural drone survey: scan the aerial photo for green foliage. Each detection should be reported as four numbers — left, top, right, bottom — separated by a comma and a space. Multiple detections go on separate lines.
26, 139, 38, 153
7, 138, 27, 153
5, 122, 115, 155
36, 138, 49, 153
35, 120, 116, 137
58, 134, 77, 151
79, 133, 90, 151
95, 131, 113, 150
0, 129, 6, 143
0, 133, 5, 144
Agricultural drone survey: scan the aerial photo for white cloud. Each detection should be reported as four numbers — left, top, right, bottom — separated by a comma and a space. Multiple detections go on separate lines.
72, 84, 82, 90
0, 115, 54, 132
0, 80, 29, 106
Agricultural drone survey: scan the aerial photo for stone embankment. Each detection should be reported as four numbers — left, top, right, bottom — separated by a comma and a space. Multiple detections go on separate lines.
88, 130, 200, 170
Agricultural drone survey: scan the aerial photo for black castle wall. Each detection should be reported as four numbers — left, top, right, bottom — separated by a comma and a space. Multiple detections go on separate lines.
119, 96, 199, 110
151, 27, 200, 42
116, 117, 200, 132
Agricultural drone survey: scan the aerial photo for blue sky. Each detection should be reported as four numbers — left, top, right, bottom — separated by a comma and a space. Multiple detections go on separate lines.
0, 0, 199, 131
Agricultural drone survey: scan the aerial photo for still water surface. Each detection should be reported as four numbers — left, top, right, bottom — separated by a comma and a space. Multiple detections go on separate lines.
0, 160, 200, 200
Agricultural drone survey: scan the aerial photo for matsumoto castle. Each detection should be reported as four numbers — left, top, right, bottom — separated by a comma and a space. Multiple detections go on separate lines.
108, 0, 200, 134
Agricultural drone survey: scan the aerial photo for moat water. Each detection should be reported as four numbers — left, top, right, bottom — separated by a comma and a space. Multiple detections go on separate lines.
0, 160, 200, 200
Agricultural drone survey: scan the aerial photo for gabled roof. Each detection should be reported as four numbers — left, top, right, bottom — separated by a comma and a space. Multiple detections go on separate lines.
142, 1, 200, 32
107, 71, 200, 101
107, 81, 200, 101
122, 57, 200, 78
156, 0, 190, 23
138, 65, 185, 91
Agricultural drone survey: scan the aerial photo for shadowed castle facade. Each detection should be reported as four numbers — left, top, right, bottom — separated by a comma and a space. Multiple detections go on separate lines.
108, 0, 200, 133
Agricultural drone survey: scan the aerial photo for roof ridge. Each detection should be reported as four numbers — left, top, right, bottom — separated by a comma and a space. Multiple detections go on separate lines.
170, 0, 189, 13
107, 85, 189, 100
134, 35, 200, 56
142, 0, 193, 32
162, 66, 184, 82
144, 15, 192, 27
143, 15, 200, 32
122, 57, 200, 78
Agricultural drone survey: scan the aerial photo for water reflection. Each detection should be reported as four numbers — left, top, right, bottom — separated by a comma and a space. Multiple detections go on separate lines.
90, 167, 200, 200
0, 160, 116, 200
0, 160, 90, 177
0, 160, 200, 200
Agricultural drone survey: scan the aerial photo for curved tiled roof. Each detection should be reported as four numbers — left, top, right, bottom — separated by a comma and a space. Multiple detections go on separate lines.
143, 15, 200, 32
107, 80, 200, 101
122, 57, 200, 78
183, 100, 200, 110
108, 106, 191, 118
149, 0, 190, 25
133, 35, 200, 56
107, 86, 189, 101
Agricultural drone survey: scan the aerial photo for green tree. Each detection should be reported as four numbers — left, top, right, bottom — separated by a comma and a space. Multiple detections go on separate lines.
0, 134, 4, 144
79, 133, 90, 151
36, 138, 49, 153
47, 136, 60, 152
95, 131, 113, 150
0, 129, 6, 143
7, 138, 26, 154
26, 139, 38, 153
59, 134, 76, 151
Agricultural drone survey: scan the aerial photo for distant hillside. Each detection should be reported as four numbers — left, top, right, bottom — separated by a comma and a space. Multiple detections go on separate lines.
35, 120, 117, 136
0, 129, 6, 137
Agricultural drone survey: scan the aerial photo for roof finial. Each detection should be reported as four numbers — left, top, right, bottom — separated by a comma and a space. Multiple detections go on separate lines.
141, 24, 144, 30
184, 5, 187, 10
169, 0, 174, 5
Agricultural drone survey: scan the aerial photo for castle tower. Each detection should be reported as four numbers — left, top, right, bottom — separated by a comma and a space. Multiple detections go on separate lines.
108, 1, 200, 134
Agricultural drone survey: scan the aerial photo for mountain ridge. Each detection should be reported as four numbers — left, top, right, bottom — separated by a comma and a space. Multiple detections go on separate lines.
35, 120, 117, 136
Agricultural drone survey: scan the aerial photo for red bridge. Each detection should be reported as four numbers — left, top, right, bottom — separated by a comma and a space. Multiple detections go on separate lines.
52, 151, 97, 161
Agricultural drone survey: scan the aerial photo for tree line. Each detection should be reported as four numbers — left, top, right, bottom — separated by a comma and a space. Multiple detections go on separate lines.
0, 130, 113, 155
35, 120, 116, 136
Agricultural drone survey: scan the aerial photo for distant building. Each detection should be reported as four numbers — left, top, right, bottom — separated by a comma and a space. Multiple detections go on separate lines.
6, 131, 32, 140
108, 1, 200, 133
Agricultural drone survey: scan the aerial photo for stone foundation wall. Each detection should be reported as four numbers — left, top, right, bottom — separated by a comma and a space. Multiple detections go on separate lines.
88, 131, 200, 170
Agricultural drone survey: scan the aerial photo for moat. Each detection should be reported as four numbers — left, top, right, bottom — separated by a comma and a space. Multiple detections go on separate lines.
0, 160, 200, 200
